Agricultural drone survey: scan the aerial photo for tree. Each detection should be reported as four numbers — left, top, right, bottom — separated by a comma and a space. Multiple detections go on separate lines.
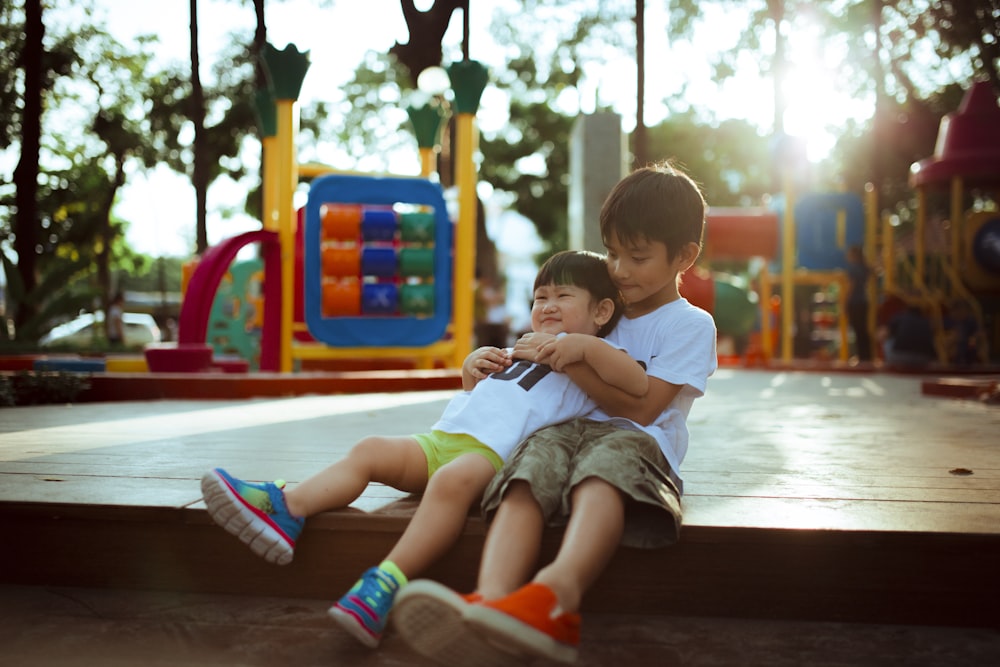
390, 0, 468, 86
10, 0, 44, 332
1, 2, 187, 341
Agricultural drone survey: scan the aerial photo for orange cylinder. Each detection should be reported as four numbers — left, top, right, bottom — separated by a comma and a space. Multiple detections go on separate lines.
322, 204, 363, 241
322, 280, 361, 316
322, 246, 361, 278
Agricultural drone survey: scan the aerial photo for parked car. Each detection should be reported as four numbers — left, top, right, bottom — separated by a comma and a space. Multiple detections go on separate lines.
39, 312, 162, 348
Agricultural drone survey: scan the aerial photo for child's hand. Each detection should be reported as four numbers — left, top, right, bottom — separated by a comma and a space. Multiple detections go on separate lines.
463, 346, 512, 381
544, 333, 589, 371
512, 332, 558, 363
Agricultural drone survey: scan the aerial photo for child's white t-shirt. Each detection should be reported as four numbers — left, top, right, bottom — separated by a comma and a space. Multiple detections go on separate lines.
589, 297, 717, 487
432, 339, 628, 461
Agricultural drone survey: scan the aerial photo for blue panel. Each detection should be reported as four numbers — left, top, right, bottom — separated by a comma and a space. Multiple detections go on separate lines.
794, 193, 866, 270
34, 358, 106, 373
303, 174, 452, 347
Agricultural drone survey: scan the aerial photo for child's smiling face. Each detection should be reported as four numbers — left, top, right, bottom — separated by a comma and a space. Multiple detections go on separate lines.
530, 284, 607, 336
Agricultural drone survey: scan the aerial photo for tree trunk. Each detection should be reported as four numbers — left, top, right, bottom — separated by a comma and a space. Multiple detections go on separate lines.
633, 0, 647, 169
12, 0, 43, 331
190, 0, 209, 253
100, 156, 127, 337
390, 0, 466, 86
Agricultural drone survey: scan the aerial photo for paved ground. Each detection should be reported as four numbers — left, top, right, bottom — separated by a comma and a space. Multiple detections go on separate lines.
2, 368, 999, 665
3, 584, 999, 667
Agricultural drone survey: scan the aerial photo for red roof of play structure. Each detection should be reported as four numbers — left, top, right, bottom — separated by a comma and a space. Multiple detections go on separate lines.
910, 80, 1000, 188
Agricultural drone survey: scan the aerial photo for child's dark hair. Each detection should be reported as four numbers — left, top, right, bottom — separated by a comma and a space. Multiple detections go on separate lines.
599, 160, 706, 261
534, 250, 624, 337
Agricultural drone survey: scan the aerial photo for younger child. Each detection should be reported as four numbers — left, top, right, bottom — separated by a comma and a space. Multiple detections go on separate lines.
200, 249, 647, 648
392, 162, 718, 664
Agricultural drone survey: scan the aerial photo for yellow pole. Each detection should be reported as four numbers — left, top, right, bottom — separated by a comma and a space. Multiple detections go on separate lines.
447, 59, 488, 369
262, 135, 279, 232
864, 183, 878, 347
419, 147, 436, 179
882, 212, 895, 293
915, 184, 926, 286
759, 264, 773, 360
453, 113, 477, 367
781, 175, 796, 362
276, 99, 299, 373
950, 176, 963, 272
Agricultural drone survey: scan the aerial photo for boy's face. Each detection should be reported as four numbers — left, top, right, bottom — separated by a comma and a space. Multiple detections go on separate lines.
530, 283, 607, 336
604, 232, 680, 316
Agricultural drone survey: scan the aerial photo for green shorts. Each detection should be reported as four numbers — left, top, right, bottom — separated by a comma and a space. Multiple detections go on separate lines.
481, 418, 682, 548
413, 430, 504, 478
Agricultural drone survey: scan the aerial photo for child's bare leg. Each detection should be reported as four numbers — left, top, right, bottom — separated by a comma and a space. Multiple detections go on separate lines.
476, 480, 546, 600
532, 476, 624, 614
283, 435, 429, 517
385, 452, 497, 577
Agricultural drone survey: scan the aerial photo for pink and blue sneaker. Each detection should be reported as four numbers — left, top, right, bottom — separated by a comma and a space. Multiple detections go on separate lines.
200, 467, 304, 565
329, 566, 404, 648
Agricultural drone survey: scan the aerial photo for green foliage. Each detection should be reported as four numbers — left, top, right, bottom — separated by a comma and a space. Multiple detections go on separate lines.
0, 371, 91, 407
645, 112, 773, 207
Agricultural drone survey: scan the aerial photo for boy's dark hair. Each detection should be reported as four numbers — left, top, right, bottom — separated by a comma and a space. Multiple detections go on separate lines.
599, 160, 706, 261
533, 250, 624, 337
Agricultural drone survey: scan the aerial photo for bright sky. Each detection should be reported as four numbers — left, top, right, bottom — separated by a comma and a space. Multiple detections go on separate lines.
90, 0, 870, 259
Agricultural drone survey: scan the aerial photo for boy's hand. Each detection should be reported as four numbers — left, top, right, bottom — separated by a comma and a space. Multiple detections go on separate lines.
512, 332, 558, 363
463, 346, 512, 381
543, 333, 590, 371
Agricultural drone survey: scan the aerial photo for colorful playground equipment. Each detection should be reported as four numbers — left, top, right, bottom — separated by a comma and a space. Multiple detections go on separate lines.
690, 81, 998, 367
900, 79, 1000, 364
148, 43, 997, 374
147, 43, 488, 373
689, 194, 865, 365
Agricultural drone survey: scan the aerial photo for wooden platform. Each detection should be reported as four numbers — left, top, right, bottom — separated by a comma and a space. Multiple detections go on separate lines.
2, 369, 998, 630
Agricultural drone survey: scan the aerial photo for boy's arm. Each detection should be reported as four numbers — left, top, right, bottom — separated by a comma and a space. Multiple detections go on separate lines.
544, 333, 648, 397
562, 363, 682, 426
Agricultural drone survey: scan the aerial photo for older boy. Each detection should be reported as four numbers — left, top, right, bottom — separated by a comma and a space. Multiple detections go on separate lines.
392, 162, 717, 664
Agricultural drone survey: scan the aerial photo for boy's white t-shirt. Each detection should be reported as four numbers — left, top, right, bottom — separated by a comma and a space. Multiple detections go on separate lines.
589, 297, 717, 487
432, 339, 627, 461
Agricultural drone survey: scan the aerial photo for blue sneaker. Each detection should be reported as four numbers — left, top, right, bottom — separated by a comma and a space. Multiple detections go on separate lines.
328, 567, 402, 648
200, 468, 304, 565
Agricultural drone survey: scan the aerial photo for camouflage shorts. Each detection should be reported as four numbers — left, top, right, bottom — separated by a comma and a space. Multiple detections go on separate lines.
481, 418, 683, 548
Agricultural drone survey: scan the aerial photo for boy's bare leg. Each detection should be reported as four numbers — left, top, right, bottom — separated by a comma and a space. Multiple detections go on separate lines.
386, 453, 498, 577
532, 476, 625, 614
476, 480, 547, 600
283, 435, 430, 517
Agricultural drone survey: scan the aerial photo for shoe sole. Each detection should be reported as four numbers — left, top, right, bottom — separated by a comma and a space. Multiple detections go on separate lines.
200, 470, 294, 566
328, 604, 380, 649
464, 603, 578, 664
392, 581, 520, 667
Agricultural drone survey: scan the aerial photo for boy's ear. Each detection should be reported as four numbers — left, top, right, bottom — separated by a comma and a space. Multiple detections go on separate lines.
675, 241, 702, 272
594, 297, 616, 326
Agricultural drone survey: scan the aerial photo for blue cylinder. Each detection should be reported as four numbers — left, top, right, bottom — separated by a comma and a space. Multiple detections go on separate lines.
361, 247, 397, 277
361, 209, 398, 242
362, 283, 398, 315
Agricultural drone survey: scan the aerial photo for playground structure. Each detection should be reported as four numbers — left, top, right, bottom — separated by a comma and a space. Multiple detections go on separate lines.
146, 45, 489, 373
680, 80, 1000, 367
145, 47, 998, 374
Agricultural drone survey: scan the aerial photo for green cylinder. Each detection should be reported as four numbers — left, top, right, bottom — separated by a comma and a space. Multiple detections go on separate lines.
399, 248, 436, 277
400, 212, 435, 243
401, 284, 435, 316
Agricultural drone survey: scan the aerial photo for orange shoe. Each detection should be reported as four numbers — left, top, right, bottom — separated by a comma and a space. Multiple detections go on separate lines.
464, 583, 580, 664
393, 580, 516, 667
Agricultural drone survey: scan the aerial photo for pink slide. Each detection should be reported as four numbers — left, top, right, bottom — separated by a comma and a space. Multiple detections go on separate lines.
164, 230, 282, 372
